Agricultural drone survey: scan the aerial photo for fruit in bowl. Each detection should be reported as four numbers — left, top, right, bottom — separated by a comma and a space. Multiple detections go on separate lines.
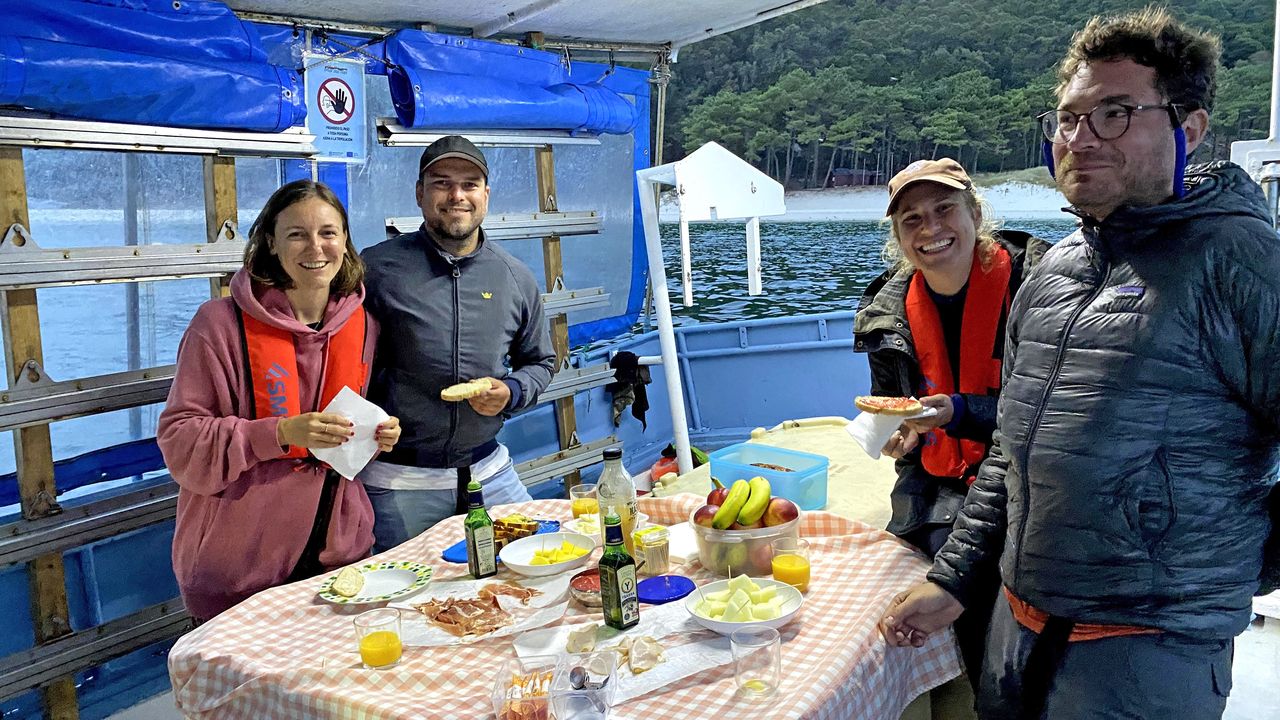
763, 497, 800, 527
693, 477, 798, 531
499, 532, 595, 577
689, 476, 802, 576
685, 575, 803, 635
692, 505, 719, 528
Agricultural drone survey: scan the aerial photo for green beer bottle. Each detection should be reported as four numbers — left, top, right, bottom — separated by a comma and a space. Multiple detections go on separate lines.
464, 479, 497, 578
598, 505, 639, 630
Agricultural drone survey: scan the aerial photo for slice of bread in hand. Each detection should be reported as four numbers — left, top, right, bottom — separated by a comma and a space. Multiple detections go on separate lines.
440, 379, 493, 402
331, 566, 365, 597
853, 395, 924, 416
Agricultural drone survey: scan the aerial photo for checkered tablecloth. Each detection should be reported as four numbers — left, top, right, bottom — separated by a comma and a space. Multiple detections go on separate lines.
169, 495, 961, 719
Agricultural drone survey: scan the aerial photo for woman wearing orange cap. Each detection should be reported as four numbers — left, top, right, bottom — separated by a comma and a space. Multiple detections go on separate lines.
854, 158, 1050, 692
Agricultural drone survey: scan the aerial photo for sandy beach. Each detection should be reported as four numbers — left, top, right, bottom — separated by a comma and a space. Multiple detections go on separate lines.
661, 181, 1074, 223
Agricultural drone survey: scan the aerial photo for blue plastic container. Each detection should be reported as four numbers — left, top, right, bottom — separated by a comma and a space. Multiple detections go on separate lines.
708, 443, 828, 511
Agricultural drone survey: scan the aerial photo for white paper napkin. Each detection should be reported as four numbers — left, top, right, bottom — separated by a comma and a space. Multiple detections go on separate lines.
666, 522, 700, 566
391, 574, 571, 647
512, 599, 730, 704
845, 412, 907, 460
845, 406, 939, 460
310, 386, 390, 480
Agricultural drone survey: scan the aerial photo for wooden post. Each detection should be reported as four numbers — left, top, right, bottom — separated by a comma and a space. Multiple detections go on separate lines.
534, 146, 581, 494
203, 156, 238, 298
0, 147, 79, 719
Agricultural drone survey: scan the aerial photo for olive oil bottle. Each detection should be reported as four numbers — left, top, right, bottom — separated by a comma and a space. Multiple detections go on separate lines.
598, 506, 639, 630
463, 479, 497, 578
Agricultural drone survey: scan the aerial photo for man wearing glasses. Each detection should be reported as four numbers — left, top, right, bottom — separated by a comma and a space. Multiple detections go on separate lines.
881, 8, 1279, 719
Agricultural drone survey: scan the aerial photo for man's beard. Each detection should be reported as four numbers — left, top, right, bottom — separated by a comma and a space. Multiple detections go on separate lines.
1058, 150, 1172, 215
427, 211, 480, 245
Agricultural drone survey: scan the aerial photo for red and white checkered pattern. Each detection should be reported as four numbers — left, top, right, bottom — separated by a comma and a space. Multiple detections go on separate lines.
169, 495, 961, 719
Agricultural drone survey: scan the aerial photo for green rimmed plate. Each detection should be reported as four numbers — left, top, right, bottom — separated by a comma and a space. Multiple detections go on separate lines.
317, 560, 433, 605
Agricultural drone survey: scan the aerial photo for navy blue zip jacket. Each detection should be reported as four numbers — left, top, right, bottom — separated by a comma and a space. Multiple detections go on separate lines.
361, 227, 555, 468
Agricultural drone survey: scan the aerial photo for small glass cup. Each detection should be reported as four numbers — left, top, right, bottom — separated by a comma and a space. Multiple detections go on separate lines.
770, 537, 811, 593
353, 607, 403, 670
731, 626, 781, 699
569, 482, 599, 519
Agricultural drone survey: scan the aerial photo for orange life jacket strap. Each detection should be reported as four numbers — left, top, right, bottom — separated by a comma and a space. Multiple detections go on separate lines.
1004, 587, 1160, 642
905, 245, 1011, 480
240, 307, 369, 459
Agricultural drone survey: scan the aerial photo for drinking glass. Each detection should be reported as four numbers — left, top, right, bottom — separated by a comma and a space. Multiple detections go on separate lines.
730, 626, 781, 699
353, 607, 403, 669
770, 537, 811, 592
569, 482, 599, 518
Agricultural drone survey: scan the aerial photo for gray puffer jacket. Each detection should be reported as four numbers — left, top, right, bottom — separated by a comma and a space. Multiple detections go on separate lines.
928, 162, 1280, 640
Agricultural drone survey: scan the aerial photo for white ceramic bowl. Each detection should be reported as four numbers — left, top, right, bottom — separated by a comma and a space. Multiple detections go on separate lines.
683, 577, 803, 635
499, 531, 596, 577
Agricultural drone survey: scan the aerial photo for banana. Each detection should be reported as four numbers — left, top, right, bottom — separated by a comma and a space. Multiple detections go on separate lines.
736, 476, 772, 525
711, 479, 751, 529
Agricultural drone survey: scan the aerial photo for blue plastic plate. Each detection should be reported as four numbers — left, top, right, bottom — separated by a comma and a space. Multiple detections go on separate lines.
637, 575, 696, 605
441, 519, 560, 564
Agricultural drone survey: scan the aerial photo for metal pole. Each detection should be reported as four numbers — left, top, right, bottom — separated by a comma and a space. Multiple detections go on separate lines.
636, 167, 694, 475
643, 55, 672, 330
122, 155, 142, 439
679, 219, 693, 306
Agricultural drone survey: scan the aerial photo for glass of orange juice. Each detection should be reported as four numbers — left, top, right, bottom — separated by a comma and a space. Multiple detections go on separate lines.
770, 538, 810, 593
354, 607, 403, 670
569, 482, 599, 518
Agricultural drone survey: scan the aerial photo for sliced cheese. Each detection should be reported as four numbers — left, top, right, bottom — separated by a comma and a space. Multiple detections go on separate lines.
566, 624, 598, 653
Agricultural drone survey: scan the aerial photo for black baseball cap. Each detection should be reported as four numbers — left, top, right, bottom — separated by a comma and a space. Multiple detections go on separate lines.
418, 135, 488, 180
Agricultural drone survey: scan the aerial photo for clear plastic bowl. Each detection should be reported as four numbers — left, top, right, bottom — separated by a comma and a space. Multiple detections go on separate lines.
551, 650, 617, 720
491, 654, 557, 720
689, 509, 800, 577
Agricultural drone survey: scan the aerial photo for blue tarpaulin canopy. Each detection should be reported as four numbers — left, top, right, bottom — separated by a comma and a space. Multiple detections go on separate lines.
384, 30, 639, 135
0, 0, 305, 131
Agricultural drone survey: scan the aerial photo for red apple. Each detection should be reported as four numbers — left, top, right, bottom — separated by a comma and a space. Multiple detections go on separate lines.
707, 486, 729, 506
748, 541, 775, 573
693, 504, 720, 528
730, 519, 764, 530
761, 497, 800, 527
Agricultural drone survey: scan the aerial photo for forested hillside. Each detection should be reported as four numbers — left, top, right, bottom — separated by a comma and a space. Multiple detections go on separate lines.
668, 0, 1273, 188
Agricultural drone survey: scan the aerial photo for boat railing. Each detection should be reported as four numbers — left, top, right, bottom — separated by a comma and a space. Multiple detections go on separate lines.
0, 111, 316, 714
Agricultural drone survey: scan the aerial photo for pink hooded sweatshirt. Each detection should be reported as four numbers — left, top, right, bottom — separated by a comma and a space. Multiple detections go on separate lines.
158, 270, 377, 620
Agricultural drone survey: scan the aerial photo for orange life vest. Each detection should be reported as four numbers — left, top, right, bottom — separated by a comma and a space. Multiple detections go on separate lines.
1004, 587, 1159, 642
904, 245, 1011, 481
240, 307, 369, 459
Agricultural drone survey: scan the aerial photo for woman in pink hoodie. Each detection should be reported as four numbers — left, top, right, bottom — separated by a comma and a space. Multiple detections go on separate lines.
159, 180, 401, 621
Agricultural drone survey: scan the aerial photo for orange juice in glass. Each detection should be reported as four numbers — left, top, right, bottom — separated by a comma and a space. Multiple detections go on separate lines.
569, 482, 599, 518
354, 608, 403, 669
770, 538, 810, 592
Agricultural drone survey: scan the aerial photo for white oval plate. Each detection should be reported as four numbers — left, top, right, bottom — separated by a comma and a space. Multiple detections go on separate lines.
317, 560, 433, 605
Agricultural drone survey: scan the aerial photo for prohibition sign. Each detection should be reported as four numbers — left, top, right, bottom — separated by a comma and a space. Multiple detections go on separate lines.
317, 77, 355, 124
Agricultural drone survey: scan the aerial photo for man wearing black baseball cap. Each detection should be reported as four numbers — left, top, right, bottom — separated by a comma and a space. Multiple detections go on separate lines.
359, 135, 556, 551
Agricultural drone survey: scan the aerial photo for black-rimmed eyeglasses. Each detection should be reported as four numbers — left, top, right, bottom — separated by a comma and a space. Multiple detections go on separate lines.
1037, 103, 1182, 143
